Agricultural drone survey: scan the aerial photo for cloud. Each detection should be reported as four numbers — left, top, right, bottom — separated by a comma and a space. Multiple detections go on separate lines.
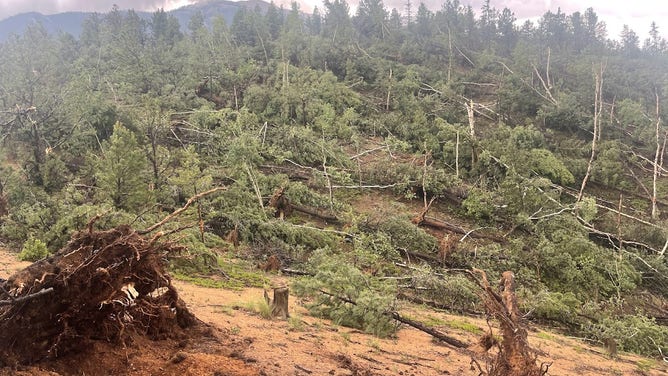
1, 0, 665, 40
0, 0, 195, 18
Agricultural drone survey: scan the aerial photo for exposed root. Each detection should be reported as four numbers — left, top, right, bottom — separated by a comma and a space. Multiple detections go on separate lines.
0, 225, 196, 366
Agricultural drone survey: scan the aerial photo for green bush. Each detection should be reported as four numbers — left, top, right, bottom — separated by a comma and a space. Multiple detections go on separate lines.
18, 237, 50, 261
585, 315, 668, 357
520, 290, 582, 326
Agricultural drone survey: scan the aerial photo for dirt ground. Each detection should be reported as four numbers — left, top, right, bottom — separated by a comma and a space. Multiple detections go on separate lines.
1, 248, 667, 376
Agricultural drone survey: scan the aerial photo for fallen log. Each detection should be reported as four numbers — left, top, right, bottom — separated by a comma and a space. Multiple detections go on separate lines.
388, 311, 469, 348
411, 201, 507, 244
396, 291, 482, 316
292, 203, 339, 223
268, 187, 339, 223
418, 216, 507, 244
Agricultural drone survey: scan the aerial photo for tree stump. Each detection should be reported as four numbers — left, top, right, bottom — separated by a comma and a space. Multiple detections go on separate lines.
474, 269, 547, 376
264, 287, 289, 319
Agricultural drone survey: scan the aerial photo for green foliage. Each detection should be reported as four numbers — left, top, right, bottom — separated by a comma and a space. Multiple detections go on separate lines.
462, 188, 495, 220
370, 216, 437, 254
1, 1, 668, 359
18, 237, 50, 261
293, 250, 398, 337
95, 122, 151, 212
520, 290, 582, 326
585, 315, 668, 357
530, 233, 640, 300
169, 230, 268, 289
408, 267, 479, 313
528, 148, 574, 185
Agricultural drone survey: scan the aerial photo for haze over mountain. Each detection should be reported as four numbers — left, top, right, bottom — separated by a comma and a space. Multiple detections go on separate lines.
0, 0, 275, 40
1, 0, 666, 42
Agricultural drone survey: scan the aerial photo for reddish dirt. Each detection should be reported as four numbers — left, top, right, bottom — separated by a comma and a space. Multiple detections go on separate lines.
1, 248, 667, 376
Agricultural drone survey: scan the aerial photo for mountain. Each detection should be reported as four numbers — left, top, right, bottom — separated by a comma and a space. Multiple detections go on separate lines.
0, 0, 276, 41
0, 12, 90, 40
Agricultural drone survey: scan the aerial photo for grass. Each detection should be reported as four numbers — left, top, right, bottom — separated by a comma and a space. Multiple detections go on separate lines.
422, 314, 447, 327
442, 319, 483, 335
172, 258, 269, 290
636, 359, 656, 372
288, 315, 305, 331
340, 331, 351, 346
367, 339, 381, 352
213, 304, 235, 316
536, 331, 557, 341
235, 299, 273, 319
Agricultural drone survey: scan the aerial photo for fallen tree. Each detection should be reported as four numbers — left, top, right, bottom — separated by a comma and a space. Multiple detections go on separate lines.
0, 224, 195, 366
412, 200, 507, 244
0, 188, 225, 367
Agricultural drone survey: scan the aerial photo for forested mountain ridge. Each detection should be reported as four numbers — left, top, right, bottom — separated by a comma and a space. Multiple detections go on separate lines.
0, 0, 667, 362
0, 0, 272, 40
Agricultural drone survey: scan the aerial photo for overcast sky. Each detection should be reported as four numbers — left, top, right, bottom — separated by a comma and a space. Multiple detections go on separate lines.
0, 0, 665, 40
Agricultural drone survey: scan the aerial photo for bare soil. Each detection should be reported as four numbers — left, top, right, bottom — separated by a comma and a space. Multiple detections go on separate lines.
1, 248, 666, 376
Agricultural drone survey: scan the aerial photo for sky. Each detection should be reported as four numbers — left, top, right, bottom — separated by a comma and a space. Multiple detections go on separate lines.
0, 0, 665, 40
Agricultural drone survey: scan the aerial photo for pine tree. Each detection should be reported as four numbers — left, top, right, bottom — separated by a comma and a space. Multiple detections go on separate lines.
96, 122, 150, 212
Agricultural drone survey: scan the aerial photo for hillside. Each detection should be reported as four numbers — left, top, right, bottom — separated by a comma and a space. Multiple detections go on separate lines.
0, 0, 667, 373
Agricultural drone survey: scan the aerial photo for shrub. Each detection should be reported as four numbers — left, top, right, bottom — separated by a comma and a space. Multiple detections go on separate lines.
18, 237, 50, 261
585, 315, 668, 357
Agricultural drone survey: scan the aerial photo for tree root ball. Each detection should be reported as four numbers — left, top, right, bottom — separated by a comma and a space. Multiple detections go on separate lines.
0, 225, 197, 367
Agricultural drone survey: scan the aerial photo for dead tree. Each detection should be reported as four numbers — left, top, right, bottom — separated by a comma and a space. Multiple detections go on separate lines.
578, 62, 605, 203
195, 77, 225, 108
652, 90, 662, 219
268, 186, 339, 223
412, 203, 507, 244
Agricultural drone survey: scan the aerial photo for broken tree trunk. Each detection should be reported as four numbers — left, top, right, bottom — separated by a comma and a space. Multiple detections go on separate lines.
473, 269, 547, 376
412, 208, 507, 244
389, 311, 468, 348
264, 287, 290, 319
268, 187, 339, 223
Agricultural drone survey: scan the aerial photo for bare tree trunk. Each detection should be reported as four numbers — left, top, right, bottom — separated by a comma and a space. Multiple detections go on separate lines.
465, 100, 478, 164
447, 26, 453, 84
474, 269, 547, 376
455, 131, 460, 178
385, 68, 392, 111
264, 287, 290, 319
652, 91, 662, 219
578, 63, 605, 202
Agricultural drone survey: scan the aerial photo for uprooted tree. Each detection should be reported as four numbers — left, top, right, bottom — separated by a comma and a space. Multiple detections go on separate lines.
0, 224, 195, 366
0, 188, 225, 367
